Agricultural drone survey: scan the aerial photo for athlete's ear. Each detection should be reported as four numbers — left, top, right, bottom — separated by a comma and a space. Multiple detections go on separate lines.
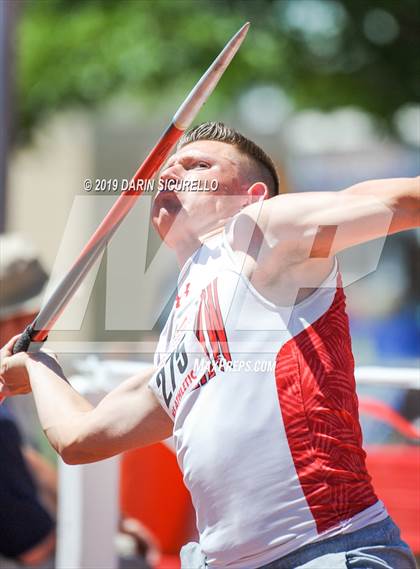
246, 182, 268, 203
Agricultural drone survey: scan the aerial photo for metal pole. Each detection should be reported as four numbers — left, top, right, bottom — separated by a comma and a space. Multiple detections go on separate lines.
0, 0, 16, 233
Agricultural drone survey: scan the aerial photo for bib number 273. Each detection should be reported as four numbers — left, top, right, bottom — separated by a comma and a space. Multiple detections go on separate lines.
155, 339, 188, 409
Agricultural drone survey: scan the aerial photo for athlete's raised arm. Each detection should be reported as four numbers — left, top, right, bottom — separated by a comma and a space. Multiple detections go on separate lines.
0, 337, 172, 465
235, 176, 419, 283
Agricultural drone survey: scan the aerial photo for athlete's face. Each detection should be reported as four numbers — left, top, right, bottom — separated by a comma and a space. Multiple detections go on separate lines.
152, 140, 255, 247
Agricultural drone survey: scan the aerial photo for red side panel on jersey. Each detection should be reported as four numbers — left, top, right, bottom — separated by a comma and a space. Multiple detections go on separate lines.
275, 284, 378, 534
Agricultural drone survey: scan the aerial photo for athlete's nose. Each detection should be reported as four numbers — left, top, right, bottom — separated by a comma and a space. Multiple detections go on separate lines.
159, 162, 185, 193
160, 161, 184, 182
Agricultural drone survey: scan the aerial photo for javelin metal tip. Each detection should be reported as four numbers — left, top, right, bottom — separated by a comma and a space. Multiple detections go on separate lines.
229, 22, 250, 54
233, 22, 250, 42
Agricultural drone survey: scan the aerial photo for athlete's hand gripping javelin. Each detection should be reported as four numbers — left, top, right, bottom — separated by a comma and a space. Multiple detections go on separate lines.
0, 336, 58, 397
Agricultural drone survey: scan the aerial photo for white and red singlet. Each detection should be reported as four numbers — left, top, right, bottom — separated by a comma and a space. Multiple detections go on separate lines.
149, 220, 386, 569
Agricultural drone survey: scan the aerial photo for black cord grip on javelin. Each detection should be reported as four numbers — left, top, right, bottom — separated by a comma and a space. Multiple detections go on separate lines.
12, 324, 46, 354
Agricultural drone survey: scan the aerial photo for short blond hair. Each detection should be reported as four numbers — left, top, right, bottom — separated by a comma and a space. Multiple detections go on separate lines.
178, 122, 279, 197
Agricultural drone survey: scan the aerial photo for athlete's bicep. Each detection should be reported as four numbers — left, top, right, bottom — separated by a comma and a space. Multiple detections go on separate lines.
235, 190, 397, 267
58, 369, 173, 464
290, 191, 395, 256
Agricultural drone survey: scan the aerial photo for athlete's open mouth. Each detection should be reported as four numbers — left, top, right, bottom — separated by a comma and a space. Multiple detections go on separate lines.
155, 191, 182, 215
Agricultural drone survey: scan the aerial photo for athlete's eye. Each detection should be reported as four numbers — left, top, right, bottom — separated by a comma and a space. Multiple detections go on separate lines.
194, 161, 210, 169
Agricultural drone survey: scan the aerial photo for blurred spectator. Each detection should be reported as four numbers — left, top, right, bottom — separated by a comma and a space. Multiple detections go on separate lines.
0, 405, 56, 567
0, 233, 56, 567
0, 233, 160, 568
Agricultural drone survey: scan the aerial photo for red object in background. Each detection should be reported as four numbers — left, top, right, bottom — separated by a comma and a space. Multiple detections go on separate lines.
360, 397, 420, 554
157, 554, 182, 569
360, 398, 420, 439
0, 311, 38, 348
365, 446, 420, 554
120, 442, 195, 568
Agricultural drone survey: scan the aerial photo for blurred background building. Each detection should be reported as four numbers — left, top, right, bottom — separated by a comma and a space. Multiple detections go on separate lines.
0, 0, 419, 567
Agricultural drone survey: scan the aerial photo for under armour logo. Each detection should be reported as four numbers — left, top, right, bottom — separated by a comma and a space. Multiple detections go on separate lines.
175, 282, 191, 308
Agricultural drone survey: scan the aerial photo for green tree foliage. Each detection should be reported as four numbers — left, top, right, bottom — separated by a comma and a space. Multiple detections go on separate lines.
17, 0, 420, 135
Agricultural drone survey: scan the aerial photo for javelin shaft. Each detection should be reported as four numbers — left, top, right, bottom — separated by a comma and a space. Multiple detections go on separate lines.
10, 22, 249, 356
30, 123, 182, 342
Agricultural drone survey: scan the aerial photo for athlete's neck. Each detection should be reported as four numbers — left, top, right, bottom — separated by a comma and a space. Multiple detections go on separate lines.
174, 225, 225, 267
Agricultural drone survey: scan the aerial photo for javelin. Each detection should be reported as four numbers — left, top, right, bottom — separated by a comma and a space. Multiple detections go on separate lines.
10, 22, 250, 357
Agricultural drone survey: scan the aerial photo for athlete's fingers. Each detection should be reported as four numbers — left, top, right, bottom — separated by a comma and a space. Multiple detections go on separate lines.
0, 334, 22, 360
0, 336, 35, 398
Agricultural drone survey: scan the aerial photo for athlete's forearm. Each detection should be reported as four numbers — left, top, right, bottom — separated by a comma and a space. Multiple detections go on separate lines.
343, 176, 420, 232
26, 355, 93, 456
26, 356, 172, 464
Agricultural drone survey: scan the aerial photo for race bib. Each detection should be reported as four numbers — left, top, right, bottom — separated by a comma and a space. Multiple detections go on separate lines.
149, 333, 210, 420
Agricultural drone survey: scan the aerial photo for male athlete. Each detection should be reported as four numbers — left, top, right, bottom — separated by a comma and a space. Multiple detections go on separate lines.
1, 122, 419, 568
